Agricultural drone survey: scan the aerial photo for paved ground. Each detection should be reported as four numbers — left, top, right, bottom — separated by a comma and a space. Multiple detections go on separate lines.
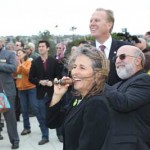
0, 115, 63, 150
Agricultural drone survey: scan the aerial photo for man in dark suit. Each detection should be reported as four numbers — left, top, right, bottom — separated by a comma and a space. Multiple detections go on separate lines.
89, 8, 130, 85
29, 40, 59, 145
103, 45, 150, 150
0, 38, 19, 149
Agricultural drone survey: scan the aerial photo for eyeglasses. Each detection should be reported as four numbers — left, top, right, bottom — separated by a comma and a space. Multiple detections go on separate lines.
113, 54, 136, 62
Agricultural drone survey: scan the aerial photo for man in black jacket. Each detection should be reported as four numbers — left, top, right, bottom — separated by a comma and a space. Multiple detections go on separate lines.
103, 45, 150, 150
29, 40, 60, 145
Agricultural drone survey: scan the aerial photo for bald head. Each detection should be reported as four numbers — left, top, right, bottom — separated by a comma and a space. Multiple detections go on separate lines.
117, 45, 141, 55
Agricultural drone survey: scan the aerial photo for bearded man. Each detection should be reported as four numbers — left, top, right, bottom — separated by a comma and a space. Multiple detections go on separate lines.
103, 45, 150, 150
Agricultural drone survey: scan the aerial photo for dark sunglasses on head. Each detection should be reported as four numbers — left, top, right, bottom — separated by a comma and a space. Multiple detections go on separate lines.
113, 54, 136, 62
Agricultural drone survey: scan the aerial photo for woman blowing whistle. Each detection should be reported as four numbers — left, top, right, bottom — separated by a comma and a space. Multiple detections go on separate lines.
46, 45, 110, 150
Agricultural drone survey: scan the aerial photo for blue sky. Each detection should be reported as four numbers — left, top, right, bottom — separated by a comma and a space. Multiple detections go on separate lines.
0, 0, 150, 36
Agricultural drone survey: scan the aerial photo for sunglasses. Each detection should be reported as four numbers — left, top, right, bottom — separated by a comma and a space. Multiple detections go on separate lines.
16, 44, 21, 47
113, 54, 136, 62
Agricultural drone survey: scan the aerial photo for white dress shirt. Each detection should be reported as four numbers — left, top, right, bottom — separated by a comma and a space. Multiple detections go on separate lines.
96, 36, 112, 59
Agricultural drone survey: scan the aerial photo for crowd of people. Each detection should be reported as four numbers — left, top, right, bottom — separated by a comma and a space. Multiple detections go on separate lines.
0, 7, 150, 150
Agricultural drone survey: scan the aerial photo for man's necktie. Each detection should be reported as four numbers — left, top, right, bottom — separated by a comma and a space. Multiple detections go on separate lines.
99, 45, 105, 53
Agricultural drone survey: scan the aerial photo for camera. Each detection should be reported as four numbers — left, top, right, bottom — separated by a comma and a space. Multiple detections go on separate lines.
117, 28, 141, 44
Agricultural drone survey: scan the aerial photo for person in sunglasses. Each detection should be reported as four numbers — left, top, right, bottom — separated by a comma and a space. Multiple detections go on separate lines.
103, 45, 150, 150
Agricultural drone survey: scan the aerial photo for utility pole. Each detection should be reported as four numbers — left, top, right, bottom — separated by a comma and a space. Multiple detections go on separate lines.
70, 26, 77, 41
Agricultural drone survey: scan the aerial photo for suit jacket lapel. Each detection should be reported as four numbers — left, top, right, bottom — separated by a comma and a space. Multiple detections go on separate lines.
109, 39, 118, 59
64, 99, 85, 125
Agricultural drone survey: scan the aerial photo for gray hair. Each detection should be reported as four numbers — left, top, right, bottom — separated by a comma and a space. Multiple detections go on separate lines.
6, 42, 15, 50
28, 42, 35, 51
69, 44, 109, 97
134, 47, 145, 67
